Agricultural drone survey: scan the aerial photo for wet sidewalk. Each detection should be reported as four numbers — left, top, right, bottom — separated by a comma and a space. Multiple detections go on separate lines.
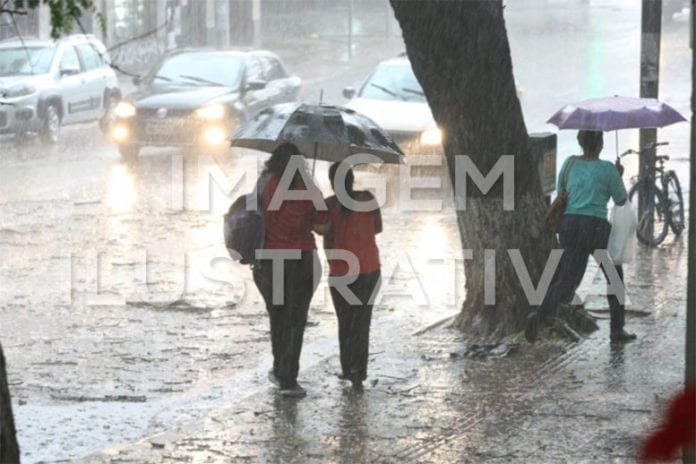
75, 240, 688, 463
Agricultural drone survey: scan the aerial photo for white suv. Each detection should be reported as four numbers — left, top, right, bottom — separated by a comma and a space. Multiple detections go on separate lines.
0, 34, 120, 144
343, 55, 442, 156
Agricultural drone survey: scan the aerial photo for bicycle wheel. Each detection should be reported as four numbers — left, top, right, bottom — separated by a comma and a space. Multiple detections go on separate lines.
628, 181, 670, 245
665, 171, 685, 236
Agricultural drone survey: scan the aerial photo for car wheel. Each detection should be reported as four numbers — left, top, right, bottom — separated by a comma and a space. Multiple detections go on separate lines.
117, 143, 140, 162
99, 94, 119, 134
39, 104, 60, 145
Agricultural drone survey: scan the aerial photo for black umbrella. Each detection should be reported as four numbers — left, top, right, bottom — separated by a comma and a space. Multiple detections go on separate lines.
230, 102, 405, 165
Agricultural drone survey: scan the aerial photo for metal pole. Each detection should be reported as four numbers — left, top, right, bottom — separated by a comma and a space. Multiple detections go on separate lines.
684, 2, 696, 462
101, 0, 109, 45
252, 0, 261, 47
215, 0, 230, 48
347, 0, 353, 61
312, 142, 318, 176
312, 89, 323, 176
638, 0, 662, 237
385, 0, 391, 37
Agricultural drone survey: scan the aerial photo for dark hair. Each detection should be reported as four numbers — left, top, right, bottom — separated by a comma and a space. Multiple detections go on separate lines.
329, 162, 355, 214
577, 130, 603, 155
263, 142, 306, 188
264, 142, 299, 175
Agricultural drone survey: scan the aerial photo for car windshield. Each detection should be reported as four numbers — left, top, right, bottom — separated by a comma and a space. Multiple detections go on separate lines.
359, 62, 426, 103
150, 52, 243, 88
0, 47, 54, 76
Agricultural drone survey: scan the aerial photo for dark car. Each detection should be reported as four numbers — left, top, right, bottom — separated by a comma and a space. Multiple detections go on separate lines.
110, 48, 301, 159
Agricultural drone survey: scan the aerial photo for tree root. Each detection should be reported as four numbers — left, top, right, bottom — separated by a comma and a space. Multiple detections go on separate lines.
559, 304, 600, 333
551, 318, 581, 342
544, 304, 599, 342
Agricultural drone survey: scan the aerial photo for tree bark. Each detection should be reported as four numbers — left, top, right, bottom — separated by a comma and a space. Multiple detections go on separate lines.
390, 0, 557, 338
0, 344, 20, 463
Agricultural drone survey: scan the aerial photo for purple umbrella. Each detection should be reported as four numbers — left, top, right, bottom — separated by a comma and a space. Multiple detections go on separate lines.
547, 96, 686, 131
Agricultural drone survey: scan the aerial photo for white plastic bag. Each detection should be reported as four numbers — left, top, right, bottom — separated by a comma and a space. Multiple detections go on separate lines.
608, 203, 637, 264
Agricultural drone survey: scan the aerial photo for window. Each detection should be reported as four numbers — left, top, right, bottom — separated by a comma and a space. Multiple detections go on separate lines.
153, 52, 244, 88
244, 56, 265, 83
76, 44, 103, 71
260, 55, 286, 82
59, 46, 81, 73
0, 47, 54, 76
359, 63, 425, 103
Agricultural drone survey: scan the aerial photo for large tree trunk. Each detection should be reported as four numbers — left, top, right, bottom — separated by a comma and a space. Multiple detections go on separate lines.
0, 344, 20, 463
391, 0, 557, 338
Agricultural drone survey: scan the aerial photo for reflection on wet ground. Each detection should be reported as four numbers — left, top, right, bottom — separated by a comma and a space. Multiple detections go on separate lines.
0, 136, 466, 461
72, 255, 687, 463
0, 99, 685, 463
1, 125, 689, 463
0, 1, 691, 461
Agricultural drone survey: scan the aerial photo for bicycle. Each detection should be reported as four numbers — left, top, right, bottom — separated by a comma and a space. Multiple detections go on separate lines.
619, 141, 685, 246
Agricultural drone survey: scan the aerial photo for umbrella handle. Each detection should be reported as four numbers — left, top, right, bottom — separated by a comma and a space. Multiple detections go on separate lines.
312, 141, 318, 176
313, 88, 322, 177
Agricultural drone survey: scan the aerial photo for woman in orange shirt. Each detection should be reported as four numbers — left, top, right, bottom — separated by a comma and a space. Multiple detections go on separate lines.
315, 162, 382, 392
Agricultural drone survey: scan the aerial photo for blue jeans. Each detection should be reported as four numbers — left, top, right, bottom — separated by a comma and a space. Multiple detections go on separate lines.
538, 214, 626, 333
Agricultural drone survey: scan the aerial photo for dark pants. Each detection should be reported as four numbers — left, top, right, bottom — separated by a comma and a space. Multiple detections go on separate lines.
253, 250, 320, 388
539, 214, 626, 333
329, 270, 381, 382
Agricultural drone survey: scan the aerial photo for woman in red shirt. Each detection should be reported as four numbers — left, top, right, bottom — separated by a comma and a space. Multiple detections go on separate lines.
315, 162, 382, 392
253, 143, 321, 398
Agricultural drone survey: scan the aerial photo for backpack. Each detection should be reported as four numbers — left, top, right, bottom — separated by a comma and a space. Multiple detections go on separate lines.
223, 174, 271, 265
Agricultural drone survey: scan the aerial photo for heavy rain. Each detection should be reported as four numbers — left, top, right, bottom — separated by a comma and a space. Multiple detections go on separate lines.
0, 0, 694, 463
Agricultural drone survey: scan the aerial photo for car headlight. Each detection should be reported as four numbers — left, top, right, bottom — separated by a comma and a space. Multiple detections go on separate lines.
111, 124, 130, 142
114, 101, 136, 118
420, 127, 443, 146
195, 104, 225, 120
204, 126, 227, 145
3, 84, 36, 98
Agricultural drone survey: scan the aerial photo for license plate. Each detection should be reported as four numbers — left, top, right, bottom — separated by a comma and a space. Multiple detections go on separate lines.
145, 121, 174, 136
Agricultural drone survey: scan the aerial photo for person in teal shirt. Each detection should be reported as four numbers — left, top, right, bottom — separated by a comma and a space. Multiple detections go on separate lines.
526, 130, 636, 343
561, 151, 627, 218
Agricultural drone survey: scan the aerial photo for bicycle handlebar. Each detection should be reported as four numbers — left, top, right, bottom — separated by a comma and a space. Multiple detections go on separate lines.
619, 141, 669, 158
642, 141, 669, 152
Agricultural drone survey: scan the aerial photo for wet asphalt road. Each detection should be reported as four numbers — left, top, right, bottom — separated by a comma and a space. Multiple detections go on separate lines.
0, 0, 692, 462
0, 130, 460, 462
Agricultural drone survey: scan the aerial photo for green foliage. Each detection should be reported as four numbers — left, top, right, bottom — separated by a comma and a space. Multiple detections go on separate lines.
504, 331, 526, 343
545, 328, 569, 345
5, 0, 105, 39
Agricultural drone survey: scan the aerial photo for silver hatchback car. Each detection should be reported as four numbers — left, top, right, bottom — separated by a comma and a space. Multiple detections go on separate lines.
0, 34, 120, 144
